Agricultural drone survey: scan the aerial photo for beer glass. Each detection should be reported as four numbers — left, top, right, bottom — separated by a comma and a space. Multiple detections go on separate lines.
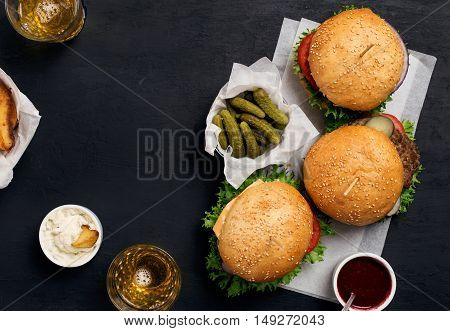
107, 244, 181, 311
5, 0, 85, 42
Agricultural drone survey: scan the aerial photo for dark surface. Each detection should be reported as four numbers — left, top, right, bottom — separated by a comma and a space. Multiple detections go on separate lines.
0, 0, 449, 311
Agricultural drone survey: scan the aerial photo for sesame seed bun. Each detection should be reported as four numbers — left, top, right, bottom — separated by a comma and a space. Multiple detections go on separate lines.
303, 126, 404, 226
217, 181, 313, 282
309, 8, 405, 111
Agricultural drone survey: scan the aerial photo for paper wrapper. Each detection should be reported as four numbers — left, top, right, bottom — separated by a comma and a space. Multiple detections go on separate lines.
0, 69, 41, 189
205, 57, 319, 188
273, 18, 437, 301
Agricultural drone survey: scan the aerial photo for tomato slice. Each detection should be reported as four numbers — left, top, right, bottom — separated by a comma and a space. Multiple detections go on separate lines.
297, 32, 318, 90
306, 211, 321, 253
382, 113, 405, 134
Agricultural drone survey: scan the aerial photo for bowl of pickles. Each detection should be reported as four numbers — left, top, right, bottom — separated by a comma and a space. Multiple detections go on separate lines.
211, 88, 289, 159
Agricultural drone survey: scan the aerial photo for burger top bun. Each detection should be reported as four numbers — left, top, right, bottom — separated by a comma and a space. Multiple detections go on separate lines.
303, 126, 404, 226
217, 181, 313, 282
309, 8, 405, 111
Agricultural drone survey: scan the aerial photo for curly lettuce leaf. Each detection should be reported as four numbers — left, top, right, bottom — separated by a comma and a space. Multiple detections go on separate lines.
398, 120, 422, 214
399, 164, 423, 214
309, 87, 391, 133
402, 120, 416, 140
303, 243, 326, 264
203, 166, 333, 297
317, 212, 336, 236
334, 4, 358, 15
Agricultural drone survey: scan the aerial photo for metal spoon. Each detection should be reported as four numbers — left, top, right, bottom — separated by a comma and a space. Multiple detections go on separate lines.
342, 292, 356, 311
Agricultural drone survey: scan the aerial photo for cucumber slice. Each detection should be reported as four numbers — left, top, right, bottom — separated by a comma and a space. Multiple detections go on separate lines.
365, 116, 394, 137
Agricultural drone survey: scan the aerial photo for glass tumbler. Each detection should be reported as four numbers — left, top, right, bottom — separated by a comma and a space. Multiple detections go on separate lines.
5, 0, 85, 42
106, 244, 181, 311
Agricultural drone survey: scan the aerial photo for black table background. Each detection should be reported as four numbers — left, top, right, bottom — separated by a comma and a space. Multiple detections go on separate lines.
0, 0, 449, 311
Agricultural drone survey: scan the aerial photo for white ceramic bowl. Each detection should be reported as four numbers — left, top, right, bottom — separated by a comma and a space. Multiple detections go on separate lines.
332, 252, 396, 311
39, 204, 103, 268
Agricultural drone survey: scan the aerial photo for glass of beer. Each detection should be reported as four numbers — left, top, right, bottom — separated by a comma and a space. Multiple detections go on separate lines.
106, 244, 181, 311
5, 0, 85, 42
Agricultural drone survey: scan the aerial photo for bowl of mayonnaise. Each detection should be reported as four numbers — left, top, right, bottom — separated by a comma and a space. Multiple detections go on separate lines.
39, 205, 103, 267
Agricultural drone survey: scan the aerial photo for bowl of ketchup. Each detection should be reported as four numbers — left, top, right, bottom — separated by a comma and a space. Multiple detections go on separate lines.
333, 253, 396, 311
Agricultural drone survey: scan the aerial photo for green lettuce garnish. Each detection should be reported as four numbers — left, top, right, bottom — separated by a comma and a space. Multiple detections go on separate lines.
308, 85, 391, 133
333, 4, 358, 15
203, 166, 334, 297
398, 120, 423, 214
402, 120, 416, 140
399, 164, 423, 214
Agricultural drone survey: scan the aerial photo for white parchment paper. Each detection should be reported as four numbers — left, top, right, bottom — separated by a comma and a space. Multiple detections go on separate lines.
0, 69, 41, 189
275, 18, 437, 301
205, 57, 319, 188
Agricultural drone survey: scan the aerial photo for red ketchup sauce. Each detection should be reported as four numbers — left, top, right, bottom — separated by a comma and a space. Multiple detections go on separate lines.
337, 257, 392, 310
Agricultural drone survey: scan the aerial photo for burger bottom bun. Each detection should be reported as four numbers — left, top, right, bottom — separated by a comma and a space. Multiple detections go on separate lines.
218, 181, 313, 282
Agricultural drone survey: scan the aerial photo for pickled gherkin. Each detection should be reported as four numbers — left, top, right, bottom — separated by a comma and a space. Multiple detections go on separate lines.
240, 114, 281, 145
225, 100, 237, 119
253, 88, 289, 125
253, 131, 268, 146
212, 114, 228, 150
273, 122, 287, 130
243, 90, 255, 103
240, 122, 261, 159
230, 97, 265, 118
220, 109, 246, 158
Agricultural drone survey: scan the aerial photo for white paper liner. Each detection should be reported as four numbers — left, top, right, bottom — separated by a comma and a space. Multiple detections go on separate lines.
275, 18, 437, 302
205, 57, 319, 188
0, 69, 41, 189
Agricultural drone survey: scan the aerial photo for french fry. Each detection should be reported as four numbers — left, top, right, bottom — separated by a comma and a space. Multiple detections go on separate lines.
72, 225, 99, 248
0, 81, 17, 152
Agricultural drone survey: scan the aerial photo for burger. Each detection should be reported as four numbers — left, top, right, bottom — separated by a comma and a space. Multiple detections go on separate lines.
203, 168, 333, 297
293, 7, 409, 132
303, 114, 421, 226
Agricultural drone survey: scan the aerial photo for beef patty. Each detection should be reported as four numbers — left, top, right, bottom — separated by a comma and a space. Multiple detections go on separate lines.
349, 117, 420, 187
